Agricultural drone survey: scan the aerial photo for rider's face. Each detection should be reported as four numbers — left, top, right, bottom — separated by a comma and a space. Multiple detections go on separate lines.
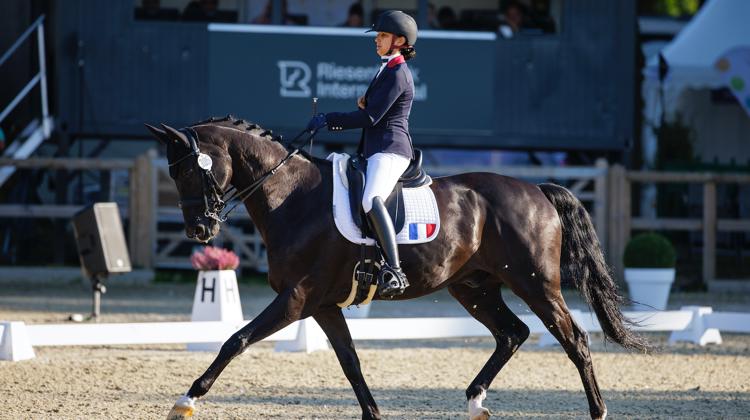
375, 32, 406, 56
375, 32, 393, 56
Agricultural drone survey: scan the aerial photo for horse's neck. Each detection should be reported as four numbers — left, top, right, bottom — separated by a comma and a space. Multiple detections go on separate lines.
228, 136, 322, 241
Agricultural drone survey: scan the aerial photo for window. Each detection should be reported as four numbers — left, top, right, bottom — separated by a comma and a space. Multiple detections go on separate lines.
133, 0, 563, 33
134, 0, 240, 22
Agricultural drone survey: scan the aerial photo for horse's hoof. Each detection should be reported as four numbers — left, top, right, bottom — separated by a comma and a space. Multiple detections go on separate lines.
167, 395, 195, 420
470, 407, 491, 420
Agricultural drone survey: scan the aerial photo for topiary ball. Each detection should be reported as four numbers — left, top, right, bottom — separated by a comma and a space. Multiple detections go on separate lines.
623, 232, 676, 268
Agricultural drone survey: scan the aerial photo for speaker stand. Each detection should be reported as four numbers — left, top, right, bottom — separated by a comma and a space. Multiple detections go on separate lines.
90, 275, 107, 322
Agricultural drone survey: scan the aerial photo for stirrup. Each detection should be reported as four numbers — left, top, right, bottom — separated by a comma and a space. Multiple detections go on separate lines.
377, 264, 409, 299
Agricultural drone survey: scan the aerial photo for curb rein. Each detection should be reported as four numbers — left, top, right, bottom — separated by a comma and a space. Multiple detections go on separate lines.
169, 126, 318, 223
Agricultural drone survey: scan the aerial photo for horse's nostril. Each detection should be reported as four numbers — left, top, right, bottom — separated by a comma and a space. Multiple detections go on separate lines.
195, 224, 206, 238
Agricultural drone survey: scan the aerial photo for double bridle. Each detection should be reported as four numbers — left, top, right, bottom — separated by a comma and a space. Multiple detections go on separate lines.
168, 126, 316, 223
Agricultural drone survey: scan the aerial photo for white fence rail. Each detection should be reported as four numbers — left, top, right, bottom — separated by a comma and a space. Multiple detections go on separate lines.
3, 306, 749, 361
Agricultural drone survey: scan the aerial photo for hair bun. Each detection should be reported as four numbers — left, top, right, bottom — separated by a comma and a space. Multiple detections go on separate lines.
401, 46, 417, 61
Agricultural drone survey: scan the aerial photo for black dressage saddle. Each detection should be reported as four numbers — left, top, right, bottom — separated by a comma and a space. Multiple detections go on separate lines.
346, 149, 431, 236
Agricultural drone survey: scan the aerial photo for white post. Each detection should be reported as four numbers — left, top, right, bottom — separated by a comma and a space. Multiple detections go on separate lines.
275, 318, 329, 353
36, 23, 50, 138
187, 270, 244, 351
668, 306, 722, 346
0, 321, 36, 361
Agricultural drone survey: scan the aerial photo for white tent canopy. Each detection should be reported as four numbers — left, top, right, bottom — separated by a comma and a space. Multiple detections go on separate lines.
647, 0, 750, 91
642, 0, 750, 167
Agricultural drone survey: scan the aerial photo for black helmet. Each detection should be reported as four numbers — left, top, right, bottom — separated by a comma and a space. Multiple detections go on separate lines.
366, 10, 418, 46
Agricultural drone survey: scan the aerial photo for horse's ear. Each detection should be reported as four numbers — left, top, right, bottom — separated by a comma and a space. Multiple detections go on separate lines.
161, 123, 190, 148
144, 123, 170, 145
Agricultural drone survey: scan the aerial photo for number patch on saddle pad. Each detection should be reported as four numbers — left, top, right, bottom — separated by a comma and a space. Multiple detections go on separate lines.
327, 153, 441, 245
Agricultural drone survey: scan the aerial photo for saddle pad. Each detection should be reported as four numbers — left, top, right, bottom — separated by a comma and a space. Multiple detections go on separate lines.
327, 153, 440, 245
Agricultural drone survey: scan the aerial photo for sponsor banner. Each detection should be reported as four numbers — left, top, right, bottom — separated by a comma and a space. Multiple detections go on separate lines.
208, 25, 494, 137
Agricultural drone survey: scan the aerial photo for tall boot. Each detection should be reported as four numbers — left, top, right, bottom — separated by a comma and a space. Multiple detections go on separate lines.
366, 197, 409, 298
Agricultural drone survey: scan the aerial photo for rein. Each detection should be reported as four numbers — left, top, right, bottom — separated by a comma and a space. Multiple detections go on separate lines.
171, 126, 317, 223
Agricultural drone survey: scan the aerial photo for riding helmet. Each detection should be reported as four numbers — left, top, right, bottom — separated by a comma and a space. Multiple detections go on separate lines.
366, 10, 418, 46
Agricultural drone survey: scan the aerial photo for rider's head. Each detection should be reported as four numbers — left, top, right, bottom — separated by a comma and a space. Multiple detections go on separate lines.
366, 10, 418, 60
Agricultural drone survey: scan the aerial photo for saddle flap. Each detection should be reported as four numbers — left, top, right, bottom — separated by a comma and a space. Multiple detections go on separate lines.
345, 156, 405, 235
346, 157, 366, 230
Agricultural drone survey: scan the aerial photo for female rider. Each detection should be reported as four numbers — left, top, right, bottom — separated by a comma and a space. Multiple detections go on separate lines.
307, 10, 417, 298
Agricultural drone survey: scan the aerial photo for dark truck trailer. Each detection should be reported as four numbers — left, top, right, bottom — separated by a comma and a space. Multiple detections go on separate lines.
46, 0, 635, 152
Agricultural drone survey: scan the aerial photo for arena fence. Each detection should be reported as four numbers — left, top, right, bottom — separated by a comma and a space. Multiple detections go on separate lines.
3, 306, 749, 361
3, 154, 749, 291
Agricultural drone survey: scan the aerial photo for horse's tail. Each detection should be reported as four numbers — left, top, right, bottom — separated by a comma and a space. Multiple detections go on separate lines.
538, 183, 651, 353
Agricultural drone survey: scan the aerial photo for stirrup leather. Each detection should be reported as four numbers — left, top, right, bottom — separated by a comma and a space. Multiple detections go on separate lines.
377, 264, 409, 298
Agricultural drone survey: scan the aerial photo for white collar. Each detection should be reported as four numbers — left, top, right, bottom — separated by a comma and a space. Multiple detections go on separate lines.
380, 53, 401, 64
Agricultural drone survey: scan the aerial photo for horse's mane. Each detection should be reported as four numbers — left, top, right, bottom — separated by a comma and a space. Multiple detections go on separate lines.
190, 115, 331, 166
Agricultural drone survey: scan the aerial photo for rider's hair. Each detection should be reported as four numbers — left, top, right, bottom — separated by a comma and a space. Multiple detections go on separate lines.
400, 46, 416, 61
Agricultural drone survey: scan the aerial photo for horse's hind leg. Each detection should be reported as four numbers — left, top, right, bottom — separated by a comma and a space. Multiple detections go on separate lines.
448, 278, 530, 420
314, 308, 380, 420
523, 289, 607, 419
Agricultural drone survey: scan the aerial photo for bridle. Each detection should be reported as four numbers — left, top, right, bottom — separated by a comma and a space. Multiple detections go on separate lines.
168, 126, 316, 223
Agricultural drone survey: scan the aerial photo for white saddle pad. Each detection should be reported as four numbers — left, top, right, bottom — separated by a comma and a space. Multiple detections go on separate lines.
327, 153, 440, 245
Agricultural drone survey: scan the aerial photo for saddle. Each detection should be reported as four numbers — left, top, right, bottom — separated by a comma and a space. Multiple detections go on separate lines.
346, 149, 432, 235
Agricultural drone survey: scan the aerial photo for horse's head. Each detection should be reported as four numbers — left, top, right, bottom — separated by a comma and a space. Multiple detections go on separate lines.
145, 123, 232, 243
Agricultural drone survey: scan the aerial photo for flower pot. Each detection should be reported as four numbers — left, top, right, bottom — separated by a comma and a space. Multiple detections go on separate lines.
624, 268, 675, 311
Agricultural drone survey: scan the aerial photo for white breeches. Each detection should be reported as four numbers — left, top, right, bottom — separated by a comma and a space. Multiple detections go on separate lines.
362, 152, 411, 213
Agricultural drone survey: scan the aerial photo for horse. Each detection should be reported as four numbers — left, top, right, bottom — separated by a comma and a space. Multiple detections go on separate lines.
146, 116, 649, 420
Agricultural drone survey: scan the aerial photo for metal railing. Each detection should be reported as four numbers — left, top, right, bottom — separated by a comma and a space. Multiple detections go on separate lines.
0, 15, 50, 136
0, 15, 53, 188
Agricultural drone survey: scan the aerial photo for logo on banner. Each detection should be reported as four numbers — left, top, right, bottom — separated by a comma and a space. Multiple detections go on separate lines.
277, 60, 312, 98
277, 59, 427, 101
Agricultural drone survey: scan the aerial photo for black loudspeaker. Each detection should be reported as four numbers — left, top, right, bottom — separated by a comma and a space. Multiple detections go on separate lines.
73, 202, 132, 278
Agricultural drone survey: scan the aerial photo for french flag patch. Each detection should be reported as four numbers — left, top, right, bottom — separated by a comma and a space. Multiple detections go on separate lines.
409, 223, 437, 240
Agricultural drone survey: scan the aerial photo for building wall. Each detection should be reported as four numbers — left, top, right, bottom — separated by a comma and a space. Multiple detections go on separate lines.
51, 0, 636, 151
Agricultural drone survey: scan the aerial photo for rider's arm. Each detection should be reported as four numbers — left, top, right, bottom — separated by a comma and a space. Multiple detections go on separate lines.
325, 70, 405, 131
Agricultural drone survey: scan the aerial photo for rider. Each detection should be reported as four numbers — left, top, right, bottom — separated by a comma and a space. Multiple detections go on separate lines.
307, 10, 417, 298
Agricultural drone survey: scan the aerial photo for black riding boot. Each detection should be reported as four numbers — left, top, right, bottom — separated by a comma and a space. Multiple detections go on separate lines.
366, 197, 409, 298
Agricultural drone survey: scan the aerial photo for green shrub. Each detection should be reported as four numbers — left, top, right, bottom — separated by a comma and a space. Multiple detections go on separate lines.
623, 232, 676, 268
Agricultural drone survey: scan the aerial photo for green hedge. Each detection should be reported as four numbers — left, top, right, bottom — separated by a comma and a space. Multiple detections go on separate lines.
623, 232, 676, 268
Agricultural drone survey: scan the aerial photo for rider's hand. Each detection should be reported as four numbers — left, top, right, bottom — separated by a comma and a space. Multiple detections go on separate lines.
357, 96, 366, 110
306, 113, 327, 132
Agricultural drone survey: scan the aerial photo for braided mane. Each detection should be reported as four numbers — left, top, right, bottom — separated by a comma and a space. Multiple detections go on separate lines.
191, 115, 330, 165
191, 114, 276, 139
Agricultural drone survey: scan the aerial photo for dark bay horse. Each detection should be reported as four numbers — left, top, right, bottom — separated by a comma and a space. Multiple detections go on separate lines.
146, 116, 649, 420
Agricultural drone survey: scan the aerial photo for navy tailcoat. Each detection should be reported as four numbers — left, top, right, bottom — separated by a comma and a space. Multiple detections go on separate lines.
325, 56, 415, 160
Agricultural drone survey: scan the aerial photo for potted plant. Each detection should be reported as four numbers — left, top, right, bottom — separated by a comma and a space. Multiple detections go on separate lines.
188, 246, 243, 351
623, 232, 677, 311
190, 247, 243, 323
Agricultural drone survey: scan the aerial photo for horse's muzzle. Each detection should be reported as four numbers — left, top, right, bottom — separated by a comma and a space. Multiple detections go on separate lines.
186, 222, 218, 243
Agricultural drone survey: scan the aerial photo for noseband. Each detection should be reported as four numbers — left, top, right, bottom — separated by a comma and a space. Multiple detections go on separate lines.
169, 126, 316, 223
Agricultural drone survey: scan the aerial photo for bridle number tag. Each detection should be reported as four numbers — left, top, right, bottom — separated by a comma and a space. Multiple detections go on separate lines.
197, 153, 213, 171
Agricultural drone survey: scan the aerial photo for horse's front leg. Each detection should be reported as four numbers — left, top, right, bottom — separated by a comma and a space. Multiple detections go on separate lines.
167, 287, 308, 420
314, 307, 380, 420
